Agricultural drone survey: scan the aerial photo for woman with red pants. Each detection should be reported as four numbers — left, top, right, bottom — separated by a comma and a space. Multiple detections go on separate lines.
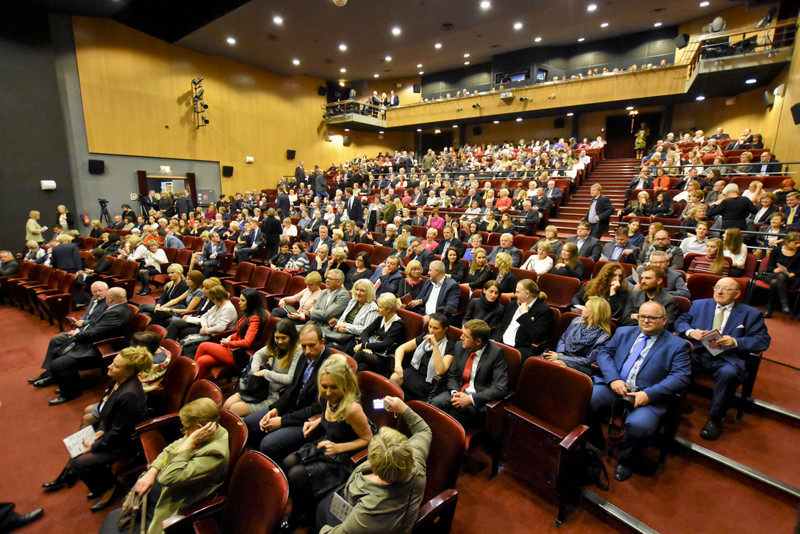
195, 288, 267, 379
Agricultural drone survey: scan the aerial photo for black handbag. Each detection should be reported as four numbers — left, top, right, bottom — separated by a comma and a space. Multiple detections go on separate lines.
238, 365, 271, 404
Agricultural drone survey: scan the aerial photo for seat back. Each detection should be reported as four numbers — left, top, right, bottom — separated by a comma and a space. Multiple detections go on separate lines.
396, 308, 425, 341
370, 245, 393, 266
400, 401, 465, 504
219, 451, 288, 534
35, 265, 53, 285
554, 312, 580, 345
537, 273, 581, 309
56, 272, 76, 294
233, 262, 256, 283
264, 270, 291, 294
184, 379, 223, 407
149, 356, 198, 415
357, 371, 404, 430
45, 269, 65, 290
218, 410, 249, 491
160, 338, 182, 358
175, 249, 193, 270
146, 324, 167, 340
249, 265, 271, 289
577, 257, 594, 282
686, 273, 747, 301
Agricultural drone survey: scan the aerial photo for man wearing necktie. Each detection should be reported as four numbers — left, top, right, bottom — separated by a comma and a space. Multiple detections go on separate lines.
782, 192, 799, 230
675, 277, 770, 441
431, 320, 508, 428
583, 183, 614, 239
588, 301, 690, 481
235, 220, 264, 263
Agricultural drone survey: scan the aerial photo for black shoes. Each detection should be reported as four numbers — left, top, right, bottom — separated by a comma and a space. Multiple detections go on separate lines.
613, 462, 633, 482
6, 508, 44, 530
700, 418, 723, 440
33, 377, 55, 388
137, 288, 151, 295
28, 372, 47, 384
90, 483, 123, 512
48, 395, 78, 406
763, 307, 773, 318
43, 468, 76, 492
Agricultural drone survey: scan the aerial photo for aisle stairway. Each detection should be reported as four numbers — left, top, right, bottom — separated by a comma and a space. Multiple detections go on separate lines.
546, 158, 641, 240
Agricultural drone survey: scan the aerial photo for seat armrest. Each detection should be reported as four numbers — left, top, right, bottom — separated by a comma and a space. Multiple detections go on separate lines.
559, 424, 590, 452
414, 489, 458, 531
350, 449, 368, 465
192, 518, 221, 534
136, 413, 180, 434
209, 329, 236, 343
163, 497, 226, 533
93, 336, 126, 349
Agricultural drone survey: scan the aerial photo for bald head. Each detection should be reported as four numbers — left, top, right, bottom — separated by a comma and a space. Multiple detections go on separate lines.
107, 287, 127, 305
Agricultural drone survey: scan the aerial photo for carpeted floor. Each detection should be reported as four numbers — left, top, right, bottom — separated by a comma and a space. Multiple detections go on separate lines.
1, 296, 799, 534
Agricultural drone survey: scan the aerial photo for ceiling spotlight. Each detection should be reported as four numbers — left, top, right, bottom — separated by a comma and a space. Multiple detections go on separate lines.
196, 88, 205, 99
416, 128, 422, 132
464, 61, 470, 65
472, 103, 481, 109
419, 71, 424, 75
456, 107, 463, 111
493, 120, 499, 124
566, 112, 574, 116
513, 21, 523, 30
696, 95, 706, 101
417, 63, 423, 68
626, 106, 634, 110
534, 36, 542, 43
601, 22, 609, 28
654, 22, 662, 27
339, 43, 348, 52
578, 37, 585, 42
453, 124, 458, 128
226, 37, 236, 45
519, 96, 531, 102
373, 73, 380, 78
273, 15, 283, 25
391, 26, 401, 36
464, 53, 470, 58
201, 116, 209, 125
192, 77, 204, 86
344, 128, 350, 132
340, 67, 347, 73
385, 55, 392, 61
434, 42, 442, 49
745, 78, 757, 84
515, 118, 522, 122
587, 4, 597, 12
548, 93, 556, 99
434, 129, 441, 134
292, 58, 300, 66
480, 1, 491, 10
379, 130, 384, 134
700, 1, 710, 6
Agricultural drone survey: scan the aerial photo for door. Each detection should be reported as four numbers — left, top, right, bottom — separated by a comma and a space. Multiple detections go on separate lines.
605, 112, 661, 159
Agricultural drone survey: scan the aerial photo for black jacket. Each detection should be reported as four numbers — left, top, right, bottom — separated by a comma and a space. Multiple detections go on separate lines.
91, 376, 147, 454
492, 298, 555, 358
51, 242, 82, 273
271, 348, 332, 426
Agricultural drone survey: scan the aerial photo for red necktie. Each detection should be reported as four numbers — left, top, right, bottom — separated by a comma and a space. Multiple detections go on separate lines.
461, 352, 476, 392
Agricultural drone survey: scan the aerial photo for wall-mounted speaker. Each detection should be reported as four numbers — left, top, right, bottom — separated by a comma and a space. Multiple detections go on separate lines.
343, 135, 351, 146
473, 126, 482, 136
317, 86, 328, 96
674, 34, 690, 49
286, 149, 296, 160
413, 84, 421, 93
791, 103, 800, 125
554, 118, 565, 129
88, 159, 105, 175
222, 165, 234, 177
763, 90, 774, 108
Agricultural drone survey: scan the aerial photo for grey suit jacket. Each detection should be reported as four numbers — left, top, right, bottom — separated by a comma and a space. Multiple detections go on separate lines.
309, 286, 350, 324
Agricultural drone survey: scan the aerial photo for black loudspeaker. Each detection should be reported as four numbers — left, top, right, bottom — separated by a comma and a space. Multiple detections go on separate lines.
286, 149, 296, 160
413, 84, 421, 93
554, 118, 565, 129
88, 159, 104, 175
674, 34, 690, 49
473, 126, 482, 135
790, 103, 800, 125
763, 91, 774, 108
317, 86, 327, 96
343, 135, 351, 146
222, 165, 234, 177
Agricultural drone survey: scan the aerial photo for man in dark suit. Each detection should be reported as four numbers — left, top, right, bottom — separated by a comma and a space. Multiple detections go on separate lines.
432, 319, 509, 428
588, 301, 691, 481
276, 188, 291, 218
261, 208, 283, 260
309, 225, 334, 253
492, 280, 555, 359
407, 261, 461, 321
235, 220, 265, 264
625, 167, 654, 200
566, 222, 602, 262
196, 231, 227, 277
600, 227, 639, 264
486, 233, 521, 267
313, 168, 329, 201
751, 150, 782, 176
34, 287, 130, 404
620, 266, 679, 330
369, 256, 404, 296
517, 200, 541, 234
584, 183, 615, 238
294, 161, 306, 186
50, 235, 82, 273
709, 127, 729, 140
111, 215, 125, 230
433, 226, 464, 258
175, 190, 194, 218
675, 277, 770, 440
344, 187, 363, 223
410, 207, 428, 227
781, 192, 800, 230
244, 324, 332, 462
163, 224, 185, 249
409, 188, 425, 208
408, 237, 435, 274
626, 251, 691, 299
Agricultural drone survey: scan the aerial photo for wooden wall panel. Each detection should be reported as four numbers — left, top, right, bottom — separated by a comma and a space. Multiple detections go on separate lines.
71, 16, 411, 194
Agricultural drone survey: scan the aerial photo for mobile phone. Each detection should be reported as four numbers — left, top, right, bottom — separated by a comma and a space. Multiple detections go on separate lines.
372, 399, 385, 410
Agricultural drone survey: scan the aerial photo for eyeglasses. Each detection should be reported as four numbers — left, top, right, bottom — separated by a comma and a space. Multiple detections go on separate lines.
638, 315, 665, 322
713, 286, 739, 293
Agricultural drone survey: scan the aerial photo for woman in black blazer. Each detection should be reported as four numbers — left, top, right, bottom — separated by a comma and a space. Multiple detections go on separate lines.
442, 248, 467, 283
352, 293, 405, 376
42, 347, 151, 511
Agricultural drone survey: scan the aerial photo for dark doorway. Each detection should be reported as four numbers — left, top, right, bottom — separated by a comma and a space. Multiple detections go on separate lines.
605, 112, 661, 159
420, 131, 454, 155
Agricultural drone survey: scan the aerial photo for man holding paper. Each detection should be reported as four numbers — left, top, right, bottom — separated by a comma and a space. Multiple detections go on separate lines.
675, 277, 770, 440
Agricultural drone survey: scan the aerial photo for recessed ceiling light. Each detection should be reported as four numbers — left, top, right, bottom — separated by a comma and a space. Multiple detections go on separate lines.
344, 128, 349, 131
566, 112, 574, 116
578, 37, 585, 42
434, 42, 442, 49
534, 36, 542, 43
700, 1, 710, 6
417, 63, 423, 68
464, 61, 470, 65
379, 130, 384, 134
416, 129, 422, 132
480, 1, 491, 10
493, 120, 499, 124
654, 22, 662, 27
696, 95, 705, 101
385, 55, 392, 61
515, 118, 523, 122
745, 78, 757, 84
273, 15, 283, 25
419, 71, 424, 75
587, 4, 597, 12
339, 81, 345, 86
292, 58, 300, 66
391, 26, 402, 36
453, 124, 458, 128
373, 73, 380, 78
601, 22, 608, 28
626, 106, 634, 110
338, 43, 347, 52
340, 67, 347, 73
513, 21, 523, 30
226, 36, 236, 45
464, 53, 470, 58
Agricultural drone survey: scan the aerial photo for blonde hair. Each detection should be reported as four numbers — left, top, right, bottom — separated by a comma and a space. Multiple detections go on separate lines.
203, 277, 222, 289
352, 279, 376, 302
179, 397, 220, 430
405, 259, 422, 276
495, 252, 512, 275
305, 271, 322, 286
377, 292, 399, 312
584, 296, 612, 334
469, 247, 487, 274
57, 234, 72, 244
119, 346, 153, 375
368, 426, 414, 483
29, 210, 40, 218
318, 354, 360, 422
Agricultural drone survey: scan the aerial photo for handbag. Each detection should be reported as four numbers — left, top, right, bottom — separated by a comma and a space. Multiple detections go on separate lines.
180, 333, 211, 347
118, 482, 149, 534
238, 364, 271, 404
